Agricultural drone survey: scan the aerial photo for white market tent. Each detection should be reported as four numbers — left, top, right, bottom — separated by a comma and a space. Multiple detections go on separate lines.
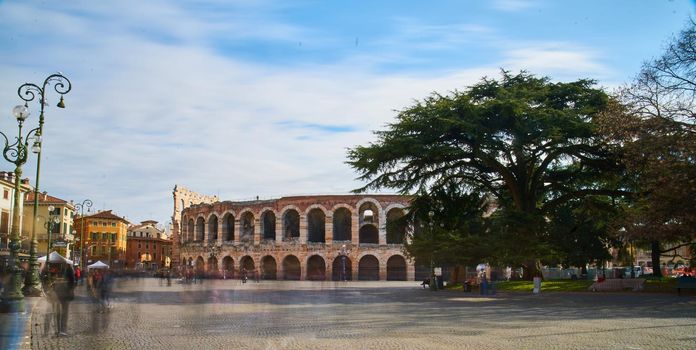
37, 251, 74, 265
87, 260, 110, 269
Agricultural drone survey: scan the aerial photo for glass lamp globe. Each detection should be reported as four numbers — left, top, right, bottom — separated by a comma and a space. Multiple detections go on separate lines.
12, 105, 30, 121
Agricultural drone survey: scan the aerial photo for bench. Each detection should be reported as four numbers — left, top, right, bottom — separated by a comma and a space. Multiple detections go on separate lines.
589, 278, 645, 292
676, 276, 696, 295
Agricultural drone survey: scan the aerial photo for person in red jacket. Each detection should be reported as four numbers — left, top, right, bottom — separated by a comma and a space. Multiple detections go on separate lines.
74, 266, 82, 285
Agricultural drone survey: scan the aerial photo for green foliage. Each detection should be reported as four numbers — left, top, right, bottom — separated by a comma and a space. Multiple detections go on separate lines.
400, 184, 489, 267
348, 71, 625, 269
544, 197, 618, 268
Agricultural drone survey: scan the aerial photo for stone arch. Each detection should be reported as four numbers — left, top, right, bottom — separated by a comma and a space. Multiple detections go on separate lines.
386, 255, 407, 281
359, 224, 379, 244
222, 256, 234, 278
187, 218, 195, 242
306, 255, 327, 281
386, 207, 407, 244
195, 256, 205, 272
358, 255, 380, 281
260, 209, 276, 241
282, 255, 301, 280
307, 208, 326, 243
195, 217, 205, 241
208, 214, 219, 242
356, 197, 383, 226
180, 216, 187, 237
207, 256, 219, 276
240, 211, 254, 243
281, 207, 300, 241
222, 212, 235, 241
187, 257, 193, 267
261, 255, 277, 280
331, 255, 353, 281
332, 206, 352, 242
240, 255, 255, 271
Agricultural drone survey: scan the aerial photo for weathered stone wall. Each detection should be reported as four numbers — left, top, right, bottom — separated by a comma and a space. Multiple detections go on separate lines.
171, 185, 219, 266
177, 194, 415, 281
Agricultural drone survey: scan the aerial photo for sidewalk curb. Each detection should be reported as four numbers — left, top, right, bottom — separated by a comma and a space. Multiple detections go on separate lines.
21, 298, 42, 350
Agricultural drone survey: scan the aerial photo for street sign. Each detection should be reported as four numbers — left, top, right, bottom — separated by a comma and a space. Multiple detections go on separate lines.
434, 267, 442, 276
52, 240, 67, 247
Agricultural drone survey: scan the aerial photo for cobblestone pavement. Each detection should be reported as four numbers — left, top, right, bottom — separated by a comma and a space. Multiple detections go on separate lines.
30, 278, 696, 349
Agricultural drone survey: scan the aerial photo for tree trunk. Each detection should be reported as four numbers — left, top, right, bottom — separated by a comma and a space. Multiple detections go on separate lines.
522, 260, 542, 280
651, 240, 662, 278
450, 265, 461, 285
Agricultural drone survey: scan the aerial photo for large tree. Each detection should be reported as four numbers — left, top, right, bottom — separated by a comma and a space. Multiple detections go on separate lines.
348, 71, 626, 278
398, 184, 488, 270
598, 20, 696, 276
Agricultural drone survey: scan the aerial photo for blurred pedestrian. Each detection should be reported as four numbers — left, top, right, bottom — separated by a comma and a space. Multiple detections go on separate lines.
41, 259, 76, 337
74, 266, 82, 286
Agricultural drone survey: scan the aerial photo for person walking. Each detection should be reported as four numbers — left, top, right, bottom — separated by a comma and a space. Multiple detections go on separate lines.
74, 266, 82, 286
41, 259, 76, 337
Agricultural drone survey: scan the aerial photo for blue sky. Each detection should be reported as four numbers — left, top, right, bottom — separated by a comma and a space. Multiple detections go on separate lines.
0, 0, 693, 227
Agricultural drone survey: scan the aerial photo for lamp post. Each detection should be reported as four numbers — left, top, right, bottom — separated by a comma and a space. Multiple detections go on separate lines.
74, 199, 92, 271
0, 105, 41, 313
428, 210, 438, 291
44, 205, 61, 257
18, 73, 72, 297
338, 244, 349, 281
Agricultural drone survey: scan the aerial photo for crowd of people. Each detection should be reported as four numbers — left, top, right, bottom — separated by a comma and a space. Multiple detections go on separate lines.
38, 255, 114, 337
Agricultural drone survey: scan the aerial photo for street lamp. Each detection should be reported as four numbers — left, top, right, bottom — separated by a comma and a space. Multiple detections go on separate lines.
74, 199, 92, 271
0, 105, 41, 313
428, 210, 438, 291
338, 244, 350, 281
18, 73, 72, 297
44, 206, 61, 257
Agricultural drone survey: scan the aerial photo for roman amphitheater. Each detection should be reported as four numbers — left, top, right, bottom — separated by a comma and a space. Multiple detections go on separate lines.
171, 186, 423, 281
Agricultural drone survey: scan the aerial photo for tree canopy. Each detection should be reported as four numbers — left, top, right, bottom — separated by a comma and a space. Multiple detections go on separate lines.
598, 19, 696, 274
348, 71, 626, 275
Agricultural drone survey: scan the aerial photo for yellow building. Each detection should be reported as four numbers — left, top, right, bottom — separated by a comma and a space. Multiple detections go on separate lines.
73, 210, 129, 269
0, 171, 32, 268
22, 192, 75, 260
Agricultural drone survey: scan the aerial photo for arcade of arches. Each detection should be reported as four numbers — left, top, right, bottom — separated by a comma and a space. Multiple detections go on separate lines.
176, 194, 415, 281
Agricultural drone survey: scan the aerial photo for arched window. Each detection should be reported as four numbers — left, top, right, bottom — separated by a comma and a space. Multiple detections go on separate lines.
208, 215, 218, 242
196, 217, 205, 241
240, 212, 254, 243
386, 208, 406, 244
332, 207, 352, 241
222, 213, 234, 241
307, 208, 325, 243
261, 211, 276, 240
282, 209, 300, 241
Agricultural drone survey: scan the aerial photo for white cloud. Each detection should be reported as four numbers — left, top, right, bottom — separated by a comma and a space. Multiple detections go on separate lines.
498, 42, 612, 81
0, 1, 615, 225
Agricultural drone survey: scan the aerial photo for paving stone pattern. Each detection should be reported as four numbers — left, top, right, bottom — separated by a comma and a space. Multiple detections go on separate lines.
31, 279, 696, 349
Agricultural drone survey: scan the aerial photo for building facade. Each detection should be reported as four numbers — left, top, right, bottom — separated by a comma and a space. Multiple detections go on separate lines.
175, 186, 416, 281
0, 171, 32, 251
73, 210, 129, 268
22, 192, 75, 260
126, 220, 172, 270
0, 171, 32, 273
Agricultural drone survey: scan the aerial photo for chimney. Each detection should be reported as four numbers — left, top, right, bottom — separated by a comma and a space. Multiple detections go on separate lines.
43, 191, 47, 201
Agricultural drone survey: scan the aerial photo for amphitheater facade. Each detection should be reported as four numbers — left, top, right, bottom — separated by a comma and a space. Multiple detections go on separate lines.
171, 186, 418, 281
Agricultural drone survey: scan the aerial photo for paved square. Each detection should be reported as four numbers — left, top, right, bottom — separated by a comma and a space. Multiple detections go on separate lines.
31, 278, 696, 349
